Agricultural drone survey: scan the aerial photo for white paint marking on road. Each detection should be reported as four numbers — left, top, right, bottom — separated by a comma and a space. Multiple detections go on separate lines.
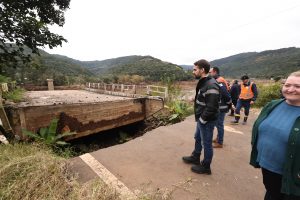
79, 153, 137, 200
224, 126, 244, 135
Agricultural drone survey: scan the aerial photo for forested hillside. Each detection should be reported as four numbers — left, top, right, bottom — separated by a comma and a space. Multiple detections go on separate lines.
84, 55, 191, 81
1, 49, 93, 85
1, 49, 191, 85
211, 47, 300, 78
2, 47, 300, 85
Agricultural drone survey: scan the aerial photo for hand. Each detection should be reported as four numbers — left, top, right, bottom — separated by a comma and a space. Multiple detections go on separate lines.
250, 101, 254, 105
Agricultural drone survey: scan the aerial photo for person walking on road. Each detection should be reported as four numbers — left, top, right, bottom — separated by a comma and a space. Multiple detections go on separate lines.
231, 75, 258, 125
228, 80, 239, 116
182, 59, 220, 175
209, 67, 232, 148
250, 71, 300, 200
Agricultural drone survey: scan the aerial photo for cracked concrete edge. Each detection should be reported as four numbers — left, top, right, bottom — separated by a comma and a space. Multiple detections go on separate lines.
79, 153, 137, 200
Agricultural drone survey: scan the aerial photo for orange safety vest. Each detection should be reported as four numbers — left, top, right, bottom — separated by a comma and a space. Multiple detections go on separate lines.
239, 82, 254, 100
216, 76, 230, 91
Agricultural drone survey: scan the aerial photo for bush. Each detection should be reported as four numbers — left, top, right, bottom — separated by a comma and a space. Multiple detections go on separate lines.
254, 83, 282, 108
2, 88, 25, 102
161, 76, 193, 123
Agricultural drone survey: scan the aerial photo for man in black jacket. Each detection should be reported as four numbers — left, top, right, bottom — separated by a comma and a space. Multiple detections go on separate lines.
182, 59, 220, 175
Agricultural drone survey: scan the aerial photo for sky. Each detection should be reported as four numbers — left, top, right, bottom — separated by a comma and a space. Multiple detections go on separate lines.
45, 0, 300, 65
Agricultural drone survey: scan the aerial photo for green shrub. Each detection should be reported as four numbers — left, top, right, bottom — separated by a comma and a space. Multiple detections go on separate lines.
0, 75, 10, 83
160, 76, 193, 123
22, 118, 76, 148
255, 83, 282, 108
2, 88, 25, 102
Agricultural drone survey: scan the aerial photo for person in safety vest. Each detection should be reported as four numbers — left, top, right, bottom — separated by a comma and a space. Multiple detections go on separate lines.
209, 67, 230, 91
231, 75, 258, 125
209, 67, 232, 148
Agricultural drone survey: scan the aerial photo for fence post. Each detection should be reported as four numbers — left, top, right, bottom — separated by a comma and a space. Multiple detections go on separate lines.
165, 87, 168, 99
112, 84, 115, 91
0, 91, 14, 136
47, 79, 54, 90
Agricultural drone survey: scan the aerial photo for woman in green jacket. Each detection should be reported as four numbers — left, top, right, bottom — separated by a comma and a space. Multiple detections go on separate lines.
250, 71, 300, 200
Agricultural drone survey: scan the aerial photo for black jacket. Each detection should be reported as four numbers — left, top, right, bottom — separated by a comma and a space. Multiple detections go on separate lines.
230, 83, 239, 102
194, 76, 220, 123
218, 82, 232, 113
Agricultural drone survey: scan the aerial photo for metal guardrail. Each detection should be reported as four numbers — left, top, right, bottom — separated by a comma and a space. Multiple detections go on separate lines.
86, 83, 168, 99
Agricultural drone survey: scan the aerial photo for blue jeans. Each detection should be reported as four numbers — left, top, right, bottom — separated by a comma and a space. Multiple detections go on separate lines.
235, 99, 251, 116
192, 120, 217, 166
215, 112, 226, 144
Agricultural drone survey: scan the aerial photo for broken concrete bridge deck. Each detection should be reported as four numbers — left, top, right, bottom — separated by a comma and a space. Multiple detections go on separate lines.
4, 90, 164, 140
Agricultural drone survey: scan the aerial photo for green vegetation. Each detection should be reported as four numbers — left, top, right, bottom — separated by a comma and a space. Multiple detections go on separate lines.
1, 49, 93, 86
0, 143, 119, 200
2, 88, 25, 102
162, 76, 193, 123
22, 118, 76, 148
0, 75, 10, 83
211, 47, 300, 79
254, 82, 282, 108
0, 0, 69, 64
2, 47, 300, 86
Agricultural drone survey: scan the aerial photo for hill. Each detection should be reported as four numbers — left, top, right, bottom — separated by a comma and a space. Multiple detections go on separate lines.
3, 46, 300, 85
83, 55, 191, 81
211, 47, 300, 78
1, 49, 191, 84
2, 49, 93, 85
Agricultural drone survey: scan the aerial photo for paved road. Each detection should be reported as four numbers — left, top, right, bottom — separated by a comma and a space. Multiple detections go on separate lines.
70, 111, 265, 200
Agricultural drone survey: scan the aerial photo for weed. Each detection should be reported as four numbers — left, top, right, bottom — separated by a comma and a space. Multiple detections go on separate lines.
2, 88, 25, 102
22, 118, 76, 148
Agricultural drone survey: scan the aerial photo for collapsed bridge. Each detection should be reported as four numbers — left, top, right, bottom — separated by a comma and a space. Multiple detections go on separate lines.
4, 89, 164, 141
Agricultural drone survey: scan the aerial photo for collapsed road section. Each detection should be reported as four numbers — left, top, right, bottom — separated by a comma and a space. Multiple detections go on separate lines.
4, 90, 164, 141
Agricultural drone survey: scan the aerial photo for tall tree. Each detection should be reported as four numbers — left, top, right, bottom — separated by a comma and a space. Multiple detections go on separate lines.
0, 0, 70, 65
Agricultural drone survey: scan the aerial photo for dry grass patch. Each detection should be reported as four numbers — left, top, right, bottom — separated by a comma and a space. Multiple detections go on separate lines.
0, 143, 119, 200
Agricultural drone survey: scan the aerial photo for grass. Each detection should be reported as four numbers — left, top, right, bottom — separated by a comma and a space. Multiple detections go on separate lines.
0, 143, 119, 200
0, 142, 175, 200
2, 88, 25, 103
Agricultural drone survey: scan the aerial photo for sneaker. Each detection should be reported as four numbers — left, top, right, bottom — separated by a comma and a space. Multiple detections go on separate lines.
182, 155, 200, 165
212, 138, 218, 143
191, 164, 211, 175
231, 120, 239, 125
213, 143, 223, 148
242, 121, 247, 125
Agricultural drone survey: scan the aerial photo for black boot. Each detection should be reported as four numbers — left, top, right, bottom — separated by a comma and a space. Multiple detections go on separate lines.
182, 153, 200, 165
242, 116, 248, 125
191, 161, 211, 175
231, 115, 240, 125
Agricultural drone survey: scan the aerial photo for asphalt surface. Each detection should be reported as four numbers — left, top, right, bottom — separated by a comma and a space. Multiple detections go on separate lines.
70, 111, 265, 200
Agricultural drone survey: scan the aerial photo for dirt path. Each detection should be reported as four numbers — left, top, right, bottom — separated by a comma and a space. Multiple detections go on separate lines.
70, 110, 265, 199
